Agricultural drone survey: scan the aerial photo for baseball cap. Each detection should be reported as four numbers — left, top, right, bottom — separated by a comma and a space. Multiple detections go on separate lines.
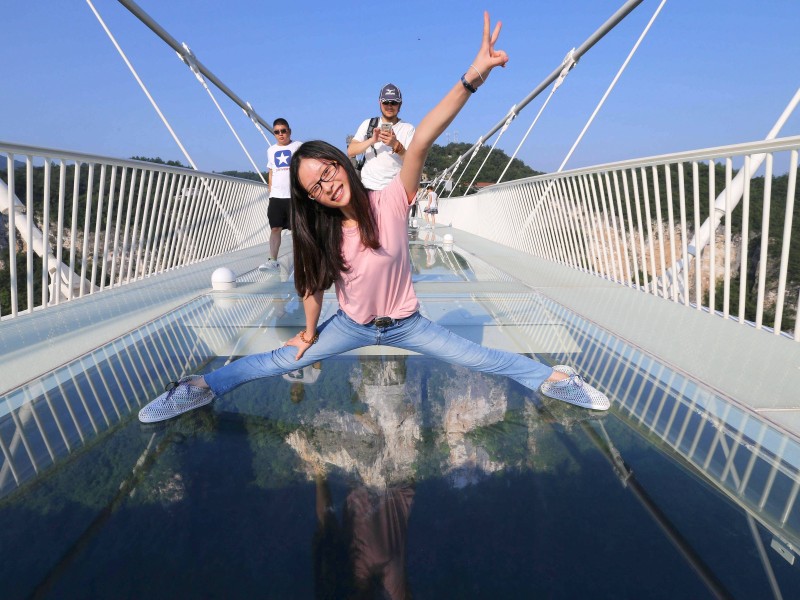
379, 83, 402, 103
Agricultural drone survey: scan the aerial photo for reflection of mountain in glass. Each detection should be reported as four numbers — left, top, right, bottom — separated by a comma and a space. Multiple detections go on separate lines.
3, 348, 800, 597
286, 356, 419, 489
440, 372, 507, 488
283, 357, 529, 491
288, 357, 418, 599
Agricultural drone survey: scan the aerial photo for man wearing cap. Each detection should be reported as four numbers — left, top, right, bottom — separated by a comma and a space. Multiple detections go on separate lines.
347, 83, 415, 191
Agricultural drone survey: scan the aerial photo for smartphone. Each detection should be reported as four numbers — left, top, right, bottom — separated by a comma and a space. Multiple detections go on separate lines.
380, 123, 393, 133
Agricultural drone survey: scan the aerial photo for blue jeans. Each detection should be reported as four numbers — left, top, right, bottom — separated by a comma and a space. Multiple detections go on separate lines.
204, 309, 553, 396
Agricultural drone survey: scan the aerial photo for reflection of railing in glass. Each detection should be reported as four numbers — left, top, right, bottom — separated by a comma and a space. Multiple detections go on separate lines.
0, 293, 279, 498
534, 297, 800, 566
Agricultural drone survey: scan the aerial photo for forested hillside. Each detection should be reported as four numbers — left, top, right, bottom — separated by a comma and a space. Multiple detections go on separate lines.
422, 142, 542, 194
216, 142, 543, 189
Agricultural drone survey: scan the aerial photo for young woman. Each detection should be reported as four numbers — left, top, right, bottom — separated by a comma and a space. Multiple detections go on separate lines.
139, 13, 609, 424
423, 185, 438, 229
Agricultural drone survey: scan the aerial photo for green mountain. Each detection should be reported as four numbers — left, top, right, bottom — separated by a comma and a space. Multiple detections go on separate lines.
216, 143, 542, 191
423, 142, 541, 195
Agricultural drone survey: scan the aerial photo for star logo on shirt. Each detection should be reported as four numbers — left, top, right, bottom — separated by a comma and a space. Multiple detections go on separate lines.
275, 149, 292, 168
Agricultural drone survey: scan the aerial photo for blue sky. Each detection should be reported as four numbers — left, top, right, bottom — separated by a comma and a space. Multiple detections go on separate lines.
3, 1, 799, 174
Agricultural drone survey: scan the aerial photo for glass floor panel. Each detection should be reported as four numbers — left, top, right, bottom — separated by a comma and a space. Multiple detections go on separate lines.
2, 289, 800, 599
235, 233, 516, 285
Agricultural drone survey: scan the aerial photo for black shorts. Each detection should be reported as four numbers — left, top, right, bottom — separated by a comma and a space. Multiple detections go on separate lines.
267, 197, 291, 229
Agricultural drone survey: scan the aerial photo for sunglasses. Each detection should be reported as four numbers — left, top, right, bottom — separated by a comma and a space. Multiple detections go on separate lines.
274, 129, 289, 135
381, 100, 400, 106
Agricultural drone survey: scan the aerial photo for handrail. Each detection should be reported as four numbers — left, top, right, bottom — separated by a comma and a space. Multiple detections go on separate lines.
1, 141, 269, 320
481, 135, 800, 192
0, 141, 247, 180
438, 135, 800, 340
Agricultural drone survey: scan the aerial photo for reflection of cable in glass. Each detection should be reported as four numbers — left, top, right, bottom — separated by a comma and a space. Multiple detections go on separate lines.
578, 418, 732, 599
532, 299, 800, 566
26, 428, 193, 595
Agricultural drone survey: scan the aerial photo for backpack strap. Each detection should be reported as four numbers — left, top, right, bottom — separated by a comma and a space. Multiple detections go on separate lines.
366, 117, 380, 158
356, 117, 381, 170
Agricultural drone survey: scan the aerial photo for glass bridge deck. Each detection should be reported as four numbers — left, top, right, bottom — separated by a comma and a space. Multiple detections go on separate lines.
2, 234, 800, 598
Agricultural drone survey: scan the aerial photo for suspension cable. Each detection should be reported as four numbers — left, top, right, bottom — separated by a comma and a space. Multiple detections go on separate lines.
245, 102, 273, 148
520, 0, 668, 232
86, 0, 243, 245
116, 0, 274, 136
447, 139, 483, 197
557, 0, 668, 174
497, 49, 577, 184
438, 0, 646, 189
465, 105, 517, 192
86, 0, 198, 170
433, 172, 449, 196
179, 44, 267, 184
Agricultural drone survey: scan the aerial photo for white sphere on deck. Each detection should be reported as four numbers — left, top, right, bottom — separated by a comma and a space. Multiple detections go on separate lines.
211, 267, 237, 290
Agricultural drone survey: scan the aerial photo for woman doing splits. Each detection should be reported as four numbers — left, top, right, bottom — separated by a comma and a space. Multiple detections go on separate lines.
139, 13, 609, 424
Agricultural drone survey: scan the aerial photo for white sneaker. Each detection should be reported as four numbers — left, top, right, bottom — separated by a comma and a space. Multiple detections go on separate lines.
540, 368, 610, 410
258, 258, 279, 271
138, 375, 216, 423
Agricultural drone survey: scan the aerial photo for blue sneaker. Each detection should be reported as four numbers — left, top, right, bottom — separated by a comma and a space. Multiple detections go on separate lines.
138, 376, 215, 423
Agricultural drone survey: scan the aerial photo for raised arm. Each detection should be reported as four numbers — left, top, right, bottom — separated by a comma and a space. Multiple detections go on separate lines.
347, 131, 379, 158
399, 12, 509, 199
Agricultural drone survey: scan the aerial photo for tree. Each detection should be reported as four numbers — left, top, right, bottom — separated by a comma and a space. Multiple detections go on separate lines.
423, 142, 542, 195
130, 156, 187, 168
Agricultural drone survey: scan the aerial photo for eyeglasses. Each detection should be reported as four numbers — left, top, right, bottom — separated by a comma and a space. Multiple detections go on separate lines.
274, 129, 289, 135
381, 100, 400, 106
308, 162, 339, 200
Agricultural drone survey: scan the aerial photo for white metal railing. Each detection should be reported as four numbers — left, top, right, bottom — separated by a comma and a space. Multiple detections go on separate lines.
438, 135, 800, 340
1, 141, 269, 320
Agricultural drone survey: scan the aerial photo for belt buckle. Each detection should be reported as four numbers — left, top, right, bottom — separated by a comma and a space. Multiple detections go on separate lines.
373, 316, 393, 328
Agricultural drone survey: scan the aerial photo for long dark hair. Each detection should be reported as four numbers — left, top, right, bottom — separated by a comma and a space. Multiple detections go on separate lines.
289, 141, 380, 297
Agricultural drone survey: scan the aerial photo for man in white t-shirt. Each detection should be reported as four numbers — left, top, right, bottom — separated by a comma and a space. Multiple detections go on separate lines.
347, 83, 415, 191
260, 118, 302, 270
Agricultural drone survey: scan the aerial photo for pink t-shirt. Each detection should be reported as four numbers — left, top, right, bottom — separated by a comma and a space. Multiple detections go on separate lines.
335, 176, 419, 324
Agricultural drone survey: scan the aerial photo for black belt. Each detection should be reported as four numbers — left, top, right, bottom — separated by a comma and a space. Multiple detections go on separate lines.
368, 313, 414, 328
